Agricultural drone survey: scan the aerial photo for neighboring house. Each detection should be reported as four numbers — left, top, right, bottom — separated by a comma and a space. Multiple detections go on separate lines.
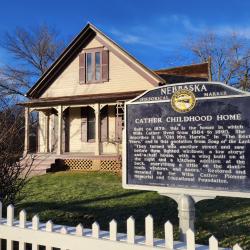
20, 23, 209, 174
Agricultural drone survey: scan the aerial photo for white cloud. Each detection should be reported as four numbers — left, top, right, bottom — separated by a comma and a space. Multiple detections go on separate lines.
158, 14, 203, 33
160, 14, 250, 39
109, 26, 184, 51
110, 29, 142, 44
108, 14, 250, 54
211, 25, 250, 39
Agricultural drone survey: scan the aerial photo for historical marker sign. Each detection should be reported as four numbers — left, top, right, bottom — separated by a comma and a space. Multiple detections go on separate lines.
123, 82, 250, 198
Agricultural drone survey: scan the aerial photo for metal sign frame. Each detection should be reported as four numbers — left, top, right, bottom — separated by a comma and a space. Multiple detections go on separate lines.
122, 81, 250, 199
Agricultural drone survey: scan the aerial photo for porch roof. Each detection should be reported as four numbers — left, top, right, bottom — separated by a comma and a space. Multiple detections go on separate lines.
18, 90, 145, 107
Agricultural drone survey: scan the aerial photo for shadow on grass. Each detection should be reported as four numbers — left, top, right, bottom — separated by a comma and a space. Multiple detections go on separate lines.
18, 194, 178, 237
195, 197, 250, 248
19, 190, 147, 210
16, 178, 250, 249
18, 196, 250, 248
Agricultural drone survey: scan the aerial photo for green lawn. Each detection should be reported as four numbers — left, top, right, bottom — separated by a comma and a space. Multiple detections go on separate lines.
16, 172, 250, 249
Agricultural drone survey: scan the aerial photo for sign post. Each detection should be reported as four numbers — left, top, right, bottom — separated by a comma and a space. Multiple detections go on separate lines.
158, 193, 215, 241
123, 81, 250, 241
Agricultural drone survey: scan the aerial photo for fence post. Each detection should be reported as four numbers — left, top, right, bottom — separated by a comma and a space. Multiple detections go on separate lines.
145, 215, 154, 246
209, 235, 218, 250
46, 220, 53, 232
186, 229, 195, 250
76, 223, 84, 236
61, 226, 68, 234
7, 205, 14, 226
233, 244, 243, 250
45, 220, 53, 250
32, 215, 40, 250
109, 219, 117, 241
92, 222, 100, 238
60, 226, 69, 250
32, 215, 40, 230
127, 216, 135, 244
19, 210, 27, 228
6, 206, 14, 250
165, 221, 173, 250
19, 210, 27, 250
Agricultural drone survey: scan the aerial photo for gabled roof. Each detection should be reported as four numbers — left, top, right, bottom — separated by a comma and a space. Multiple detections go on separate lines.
27, 23, 165, 98
154, 62, 210, 83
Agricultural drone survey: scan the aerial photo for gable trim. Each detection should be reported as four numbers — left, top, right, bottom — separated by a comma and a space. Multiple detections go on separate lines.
26, 23, 165, 98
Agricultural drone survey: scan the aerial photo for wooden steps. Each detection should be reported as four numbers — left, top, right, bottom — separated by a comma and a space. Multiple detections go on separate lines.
21, 154, 59, 175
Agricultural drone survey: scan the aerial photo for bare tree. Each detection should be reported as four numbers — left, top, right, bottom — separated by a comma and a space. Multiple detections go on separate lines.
0, 25, 64, 205
0, 24, 65, 99
0, 102, 33, 206
186, 32, 250, 90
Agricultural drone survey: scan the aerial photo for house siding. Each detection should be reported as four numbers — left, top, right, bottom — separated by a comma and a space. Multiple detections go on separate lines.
33, 30, 160, 157
68, 106, 117, 154
41, 36, 155, 98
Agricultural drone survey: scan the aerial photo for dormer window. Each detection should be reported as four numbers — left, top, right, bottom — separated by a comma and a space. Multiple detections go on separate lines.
95, 52, 101, 81
86, 51, 101, 82
86, 52, 93, 81
79, 48, 109, 84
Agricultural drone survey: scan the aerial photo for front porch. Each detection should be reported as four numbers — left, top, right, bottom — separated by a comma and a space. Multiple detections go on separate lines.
24, 102, 124, 155
23, 100, 125, 174
20, 91, 143, 174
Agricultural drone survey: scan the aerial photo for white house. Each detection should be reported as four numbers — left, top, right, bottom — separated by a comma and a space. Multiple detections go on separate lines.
20, 23, 209, 174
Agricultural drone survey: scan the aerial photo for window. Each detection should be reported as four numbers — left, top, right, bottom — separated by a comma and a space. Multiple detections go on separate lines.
86, 51, 101, 83
79, 49, 109, 84
81, 107, 96, 142
86, 53, 93, 82
95, 52, 101, 81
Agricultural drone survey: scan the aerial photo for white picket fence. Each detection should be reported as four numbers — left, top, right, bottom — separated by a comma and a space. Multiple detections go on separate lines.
0, 203, 243, 250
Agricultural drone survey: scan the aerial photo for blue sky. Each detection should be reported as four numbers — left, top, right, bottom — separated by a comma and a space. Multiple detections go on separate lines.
1, 0, 250, 69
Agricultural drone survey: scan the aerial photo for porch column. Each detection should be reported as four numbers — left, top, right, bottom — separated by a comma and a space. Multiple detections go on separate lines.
45, 112, 50, 153
24, 107, 30, 155
57, 105, 63, 155
94, 103, 100, 155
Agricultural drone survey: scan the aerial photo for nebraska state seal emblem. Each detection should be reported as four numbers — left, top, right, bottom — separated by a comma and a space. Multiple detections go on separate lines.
171, 89, 196, 113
